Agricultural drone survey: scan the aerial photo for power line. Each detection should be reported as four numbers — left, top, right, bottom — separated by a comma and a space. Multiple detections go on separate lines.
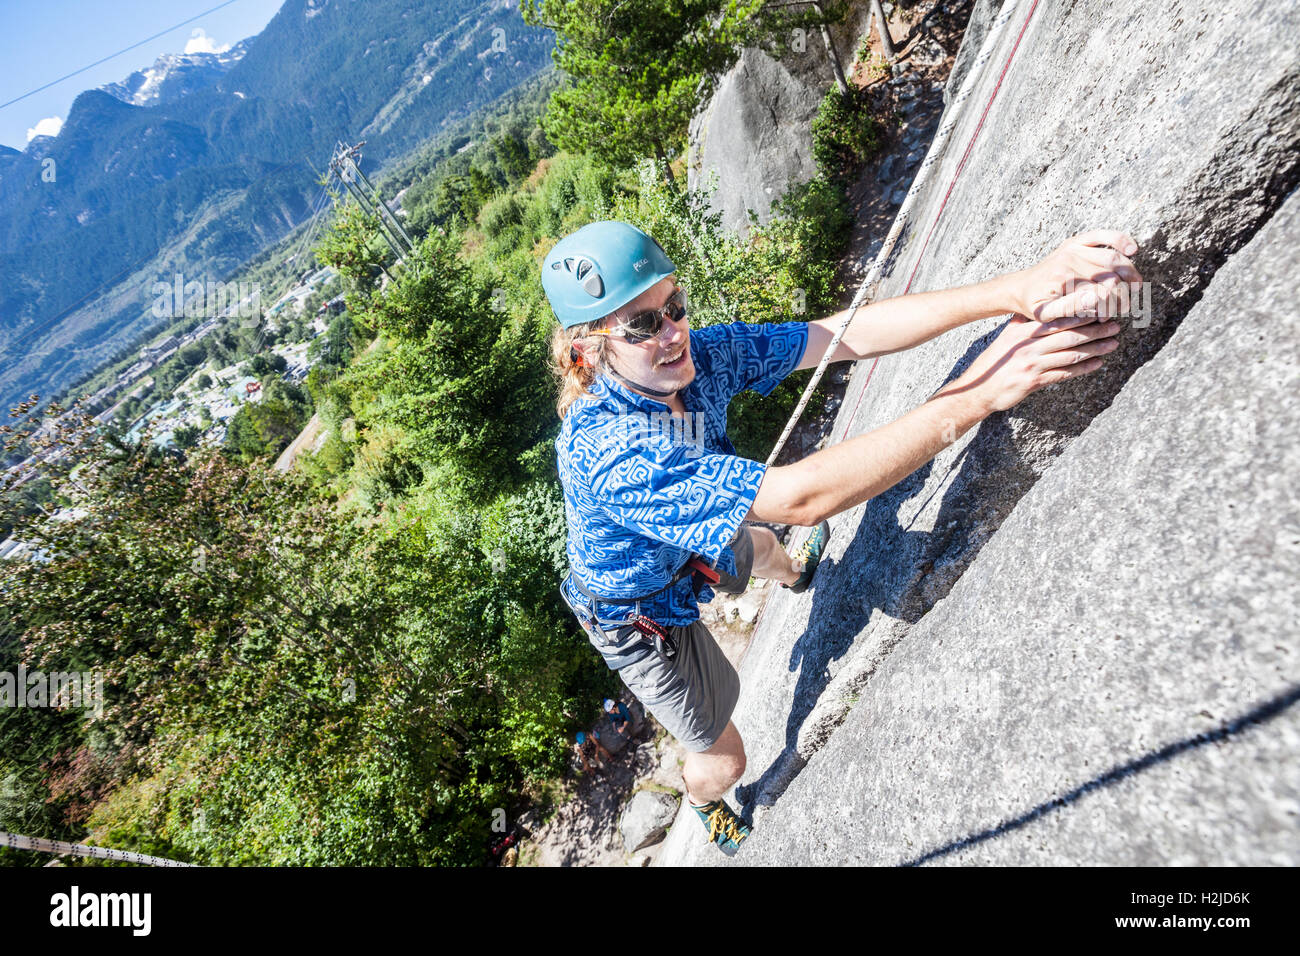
251, 177, 333, 355
0, 0, 245, 111
250, 142, 413, 359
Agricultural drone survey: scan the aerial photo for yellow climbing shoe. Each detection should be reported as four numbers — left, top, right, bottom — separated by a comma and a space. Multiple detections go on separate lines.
786, 519, 831, 594
691, 798, 752, 856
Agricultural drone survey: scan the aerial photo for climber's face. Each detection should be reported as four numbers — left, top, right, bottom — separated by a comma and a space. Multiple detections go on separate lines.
597, 277, 695, 398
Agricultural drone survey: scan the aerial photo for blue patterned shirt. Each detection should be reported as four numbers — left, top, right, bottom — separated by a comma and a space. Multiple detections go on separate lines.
556, 320, 809, 637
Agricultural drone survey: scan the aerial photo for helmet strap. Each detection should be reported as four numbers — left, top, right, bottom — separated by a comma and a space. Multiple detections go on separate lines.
606, 364, 679, 399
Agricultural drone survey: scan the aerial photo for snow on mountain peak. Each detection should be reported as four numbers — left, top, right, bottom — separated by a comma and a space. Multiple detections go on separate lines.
100, 40, 250, 108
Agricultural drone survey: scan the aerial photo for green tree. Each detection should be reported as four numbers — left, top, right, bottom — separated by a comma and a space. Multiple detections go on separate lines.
315, 197, 390, 316
223, 406, 266, 459
335, 228, 554, 502
173, 424, 202, 449
520, 0, 763, 183
178, 343, 206, 367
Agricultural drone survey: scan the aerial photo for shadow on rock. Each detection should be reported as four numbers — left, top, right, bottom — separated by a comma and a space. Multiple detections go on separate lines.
900, 685, 1300, 866
737, 462, 938, 819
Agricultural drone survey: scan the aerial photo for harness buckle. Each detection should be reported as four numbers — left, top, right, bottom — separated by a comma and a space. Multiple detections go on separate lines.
626, 615, 677, 661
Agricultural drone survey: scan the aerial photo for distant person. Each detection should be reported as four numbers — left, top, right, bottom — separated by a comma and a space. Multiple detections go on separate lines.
604, 697, 633, 740
488, 829, 520, 867
574, 730, 611, 774
547, 221, 1141, 854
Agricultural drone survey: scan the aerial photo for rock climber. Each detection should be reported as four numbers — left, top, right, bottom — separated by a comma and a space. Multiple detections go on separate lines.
546, 220, 1141, 854
574, 730, 612, 775
604, 696, 634, 741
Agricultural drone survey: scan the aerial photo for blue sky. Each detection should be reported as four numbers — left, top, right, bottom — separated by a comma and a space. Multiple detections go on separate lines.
0, 0, 286, 150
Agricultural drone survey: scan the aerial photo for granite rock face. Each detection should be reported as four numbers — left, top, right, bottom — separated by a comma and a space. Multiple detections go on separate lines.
658, 0, 1300, 866
942, 0, 1002, 109
687, 48, 822, 236
739, 184, 1300, 866
687, 2, 874, 234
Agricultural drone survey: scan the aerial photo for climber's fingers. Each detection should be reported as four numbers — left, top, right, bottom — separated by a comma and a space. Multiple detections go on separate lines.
1037, 338, 1120, 372
1111, 274, 1133, 317
1016, 271, 1065, 321
1035, 276, 1131, 322
1038, 356, 1107, 387
1031, 320, 1122, 352
972, 316, 1116, 408
1067, 229, 1138, 258
1070, 243, 1143, 286
1017, 240, 1143, 324
1071, 243, 1137, 277
1035, 283, 1093, 323
1034, 310, 1101, 333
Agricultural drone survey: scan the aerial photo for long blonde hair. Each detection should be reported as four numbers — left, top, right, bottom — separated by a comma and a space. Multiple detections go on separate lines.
550, 320, 611, 418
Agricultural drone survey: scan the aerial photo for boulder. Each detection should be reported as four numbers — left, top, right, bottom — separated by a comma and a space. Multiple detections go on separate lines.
651, 737, 686, 790
620, 790, 681, 853
736, 592, 763, 624
687, 48, 821, 236
687, 2, 875, 234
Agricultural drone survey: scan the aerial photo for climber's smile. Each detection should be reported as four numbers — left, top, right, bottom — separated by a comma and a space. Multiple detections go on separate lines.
655, 343, 689, 369
600, 277, 695, 398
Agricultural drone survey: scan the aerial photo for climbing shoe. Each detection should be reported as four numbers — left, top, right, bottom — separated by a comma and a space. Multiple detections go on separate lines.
691, 798, 752, 856
784, 519, 831, 594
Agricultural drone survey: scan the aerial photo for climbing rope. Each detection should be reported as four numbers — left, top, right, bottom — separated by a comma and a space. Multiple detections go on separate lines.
1, 830, 197, 867
766, 0, 1042, 466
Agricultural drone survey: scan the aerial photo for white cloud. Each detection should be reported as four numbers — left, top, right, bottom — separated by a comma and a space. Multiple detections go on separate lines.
26, 116, 63, 141
184, 28, 230, 55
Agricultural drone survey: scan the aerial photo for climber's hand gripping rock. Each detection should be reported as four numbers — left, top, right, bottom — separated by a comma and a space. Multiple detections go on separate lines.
940, 314, 1123, 413
1006, 229, 1144, 324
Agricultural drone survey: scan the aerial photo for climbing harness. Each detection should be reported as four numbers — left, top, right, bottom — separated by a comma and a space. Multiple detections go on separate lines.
561, 555, 721, 665
766, 0, 1042, 465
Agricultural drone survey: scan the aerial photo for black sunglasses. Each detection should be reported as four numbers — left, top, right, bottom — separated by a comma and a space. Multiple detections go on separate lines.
594, 289, 688, 344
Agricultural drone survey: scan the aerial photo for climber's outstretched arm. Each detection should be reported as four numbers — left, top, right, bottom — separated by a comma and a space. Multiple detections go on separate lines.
751, 313, 1122, 527
798, 229, 1142, 370
800, 273, 1014, 368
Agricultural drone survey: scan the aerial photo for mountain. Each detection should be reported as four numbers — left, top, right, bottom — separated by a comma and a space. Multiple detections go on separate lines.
100, 41, 250, 108
0, 0, 554, 417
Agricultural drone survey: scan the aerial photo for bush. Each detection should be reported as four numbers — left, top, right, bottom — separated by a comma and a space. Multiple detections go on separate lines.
479, 193, 524, 238
811, 85, 882, 181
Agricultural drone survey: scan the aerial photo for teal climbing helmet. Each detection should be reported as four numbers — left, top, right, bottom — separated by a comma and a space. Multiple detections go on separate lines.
542, 221, 676, 328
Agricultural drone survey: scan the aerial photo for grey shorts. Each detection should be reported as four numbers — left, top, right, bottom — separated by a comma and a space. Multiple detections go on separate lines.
713, 523, 755, 595
609, 526, 754, 753
617, 617, 739, 752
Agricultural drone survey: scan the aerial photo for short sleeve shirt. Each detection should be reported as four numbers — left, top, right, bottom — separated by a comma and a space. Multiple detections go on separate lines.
607, 701, 632, 727
556, 320, 809, 628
